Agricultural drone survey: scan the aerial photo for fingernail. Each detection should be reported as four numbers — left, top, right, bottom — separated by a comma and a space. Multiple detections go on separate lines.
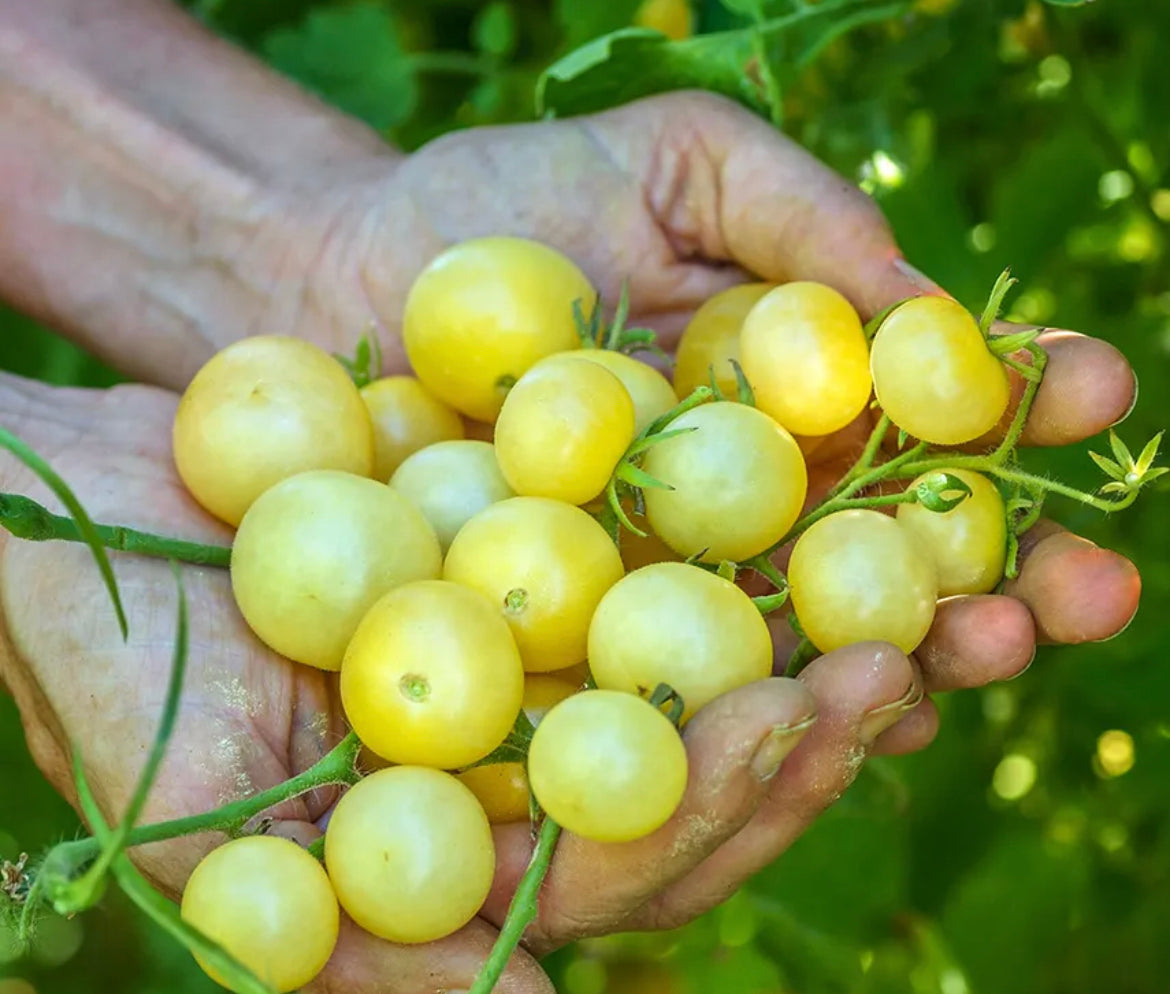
859, 681, 923, 745
1109, 368, 1140, 428
750, 714, 817, 782
894, 257, 945, 296
1092, 600, 1141, 643
1008, 644, 1038, 680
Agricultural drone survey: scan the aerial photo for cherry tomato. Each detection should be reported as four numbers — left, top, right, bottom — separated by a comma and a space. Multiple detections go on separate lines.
180, 835, 338, 993
340, 580, 524, 767
494, 355, 636, 505
456, 674, 579, 824
389, 439, 515, 552
870, 295, 1010, 445
360, 376, 464, 481
528, 690, 688, 842
588, 562, 773, 721
788, 509, 938, 653
173, 336, 373, 526
739, 282, 872, 436
403, 237, 596, 422
443, 497, 625, 672
324, 767, 495, 943
231, 470, 442, 671
673, 283, 773, 401
633, 0, 693, 39
642, 401, 807, 563
897, 468, 1007, 595
562, 349, 678, 434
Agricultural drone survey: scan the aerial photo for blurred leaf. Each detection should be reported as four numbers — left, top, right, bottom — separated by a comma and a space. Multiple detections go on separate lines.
473, 2, 517, 59
263, 3, 417, 129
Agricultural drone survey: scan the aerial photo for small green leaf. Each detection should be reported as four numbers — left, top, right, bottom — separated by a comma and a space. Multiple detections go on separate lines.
978, 269, 1017, 337
707, 365, 728, 402
1100, 481, 1130, 495
988, 328, 1042, 357
647, 682, 686, 727
616, 462, 674, 491
1141, 467, 1169, 484
572, 298, 600, 347
717, 560, 737, 583
729, 359, 756, 407
1088, 450, 1127, 481
472, 1, 516, 59
914, 471, 973, 513
606, 281, 633, 351
753, 590, 790, 615
897, 428, 910, 450
607, 477, 649, 537
1109, 429, 1135, 472
1134, 431, 1164, 477
625, 426, 697, 458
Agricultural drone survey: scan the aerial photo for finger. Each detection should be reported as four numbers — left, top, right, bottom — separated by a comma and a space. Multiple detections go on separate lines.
635, 642, 921, 929
309, 915, 553, 994
870, 696, 940, 756
916, 595, 1036, 692
1006, 329, 1137, 447
482, 677, 817, 947
1005, 525, 1141, 644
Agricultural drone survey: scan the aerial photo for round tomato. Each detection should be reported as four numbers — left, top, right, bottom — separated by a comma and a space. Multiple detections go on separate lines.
324, 767, 494, 943
633, 0, 693, 39
230, 470, 442, 671
340, 580, 523, 767
528, 690, 688, 842
389, 439, 515, 552
180, 835, 338, 993
870, 295, 1010, 445
788, 509, 938, 653
443, 497, 625, 672
360, 376, 464, 481
642, 401, 807, 562
739, 282, 872, 436
588, 562, 772, 721
403, 237, 595, 422
493, 355, 636, 505
673, 283, 773, 401
173, 336, 373, 526
897, 468, 1007, 595
562, 349, 678, 434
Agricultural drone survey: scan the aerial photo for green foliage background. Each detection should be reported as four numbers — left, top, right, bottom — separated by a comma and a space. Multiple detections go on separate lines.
2, 0, 1169, 992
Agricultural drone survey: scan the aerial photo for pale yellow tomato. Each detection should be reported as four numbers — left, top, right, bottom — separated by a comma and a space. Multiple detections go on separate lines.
493, 355, 636, 505
443, 497, 625, 672
340, 580, 524, 767
561, 350, 678, 434
739, 282, 872, 436
389, 439, 515, 552
788, 509, 938, 653
643, 401, 808, 562
521, 673, 580, 720
173, 336, 373, 526
633, 0, 693, 39
360, 375, 464, 481
673, 283, 773, 400
181, 836, 338, 993
403, 237, 595, 421
456, 763, 531, 824
588, 562, 773, 721
324, 767, 495, 943
230, 470, 442, 671
897, 468, 1007, 595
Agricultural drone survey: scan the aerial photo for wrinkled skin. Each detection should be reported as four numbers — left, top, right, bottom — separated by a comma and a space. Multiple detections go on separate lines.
0, 93, 1140, 993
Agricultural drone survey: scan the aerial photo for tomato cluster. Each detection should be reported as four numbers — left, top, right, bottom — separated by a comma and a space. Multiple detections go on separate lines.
170, 236, 1016, 992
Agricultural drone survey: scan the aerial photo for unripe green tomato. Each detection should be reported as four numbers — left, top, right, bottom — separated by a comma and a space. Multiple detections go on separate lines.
324, 767, 495, 944
788, 509, 938, 653
528, 690, 688, 842
173, 336, 374, 526
673, 283, 774, 401
443, 497, 625, 672
739, 282, 872, 436
642, 401, 807, 563
897, 468, 1007, 595
340, 580, 524, 767
230, 470, 442, 671
869, 295, 1010, 445
494, 355, 636, 505
389, 439, 514, 552
560, 349, 678, 434
403, 237, 596, 422
181, 836, 339, 993
360, 375, 465, 481
589, 562, 773, 722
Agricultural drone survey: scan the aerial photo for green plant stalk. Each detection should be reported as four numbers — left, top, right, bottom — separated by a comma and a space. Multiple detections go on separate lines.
0, 492, 231, 566
468, 815, 563, 994
51, 732, 363, 868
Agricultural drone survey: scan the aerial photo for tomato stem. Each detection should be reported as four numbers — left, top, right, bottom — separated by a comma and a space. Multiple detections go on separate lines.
468, 814, 563, 994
